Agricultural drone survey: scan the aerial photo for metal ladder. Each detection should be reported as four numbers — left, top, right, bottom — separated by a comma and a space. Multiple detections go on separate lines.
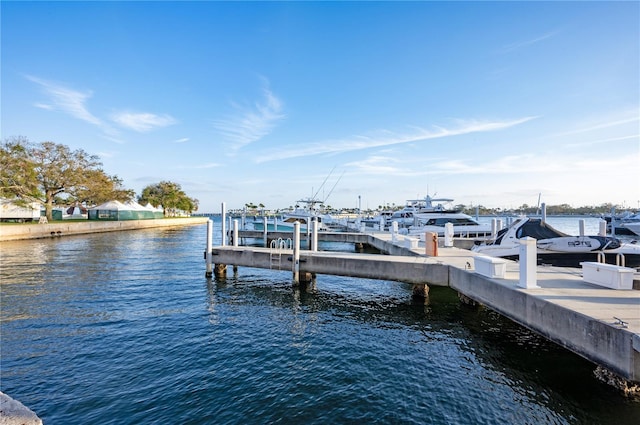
269, 238, 292, 270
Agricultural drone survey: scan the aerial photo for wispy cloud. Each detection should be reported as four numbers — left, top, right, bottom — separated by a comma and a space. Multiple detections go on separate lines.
255, 116, 537, 163
500, 31, 559, 53
344, 156, 403, 175
111, 111, 177, 132
555, 114, 640, 137
174, 137, 189, 143
565, 134, 639, 148
212, 82, 286, 150
26, 75, 104, 126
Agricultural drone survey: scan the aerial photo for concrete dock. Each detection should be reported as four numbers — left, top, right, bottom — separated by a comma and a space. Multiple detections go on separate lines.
211, 230, 640, 391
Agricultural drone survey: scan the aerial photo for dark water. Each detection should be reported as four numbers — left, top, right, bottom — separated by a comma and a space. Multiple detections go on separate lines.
1, 222, 639, 424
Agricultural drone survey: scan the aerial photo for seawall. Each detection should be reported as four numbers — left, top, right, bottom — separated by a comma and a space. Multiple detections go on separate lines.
0, 217, 209, 242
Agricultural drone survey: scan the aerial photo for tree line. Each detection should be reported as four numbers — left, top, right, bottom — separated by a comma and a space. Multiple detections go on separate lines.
1, 137, 198, 221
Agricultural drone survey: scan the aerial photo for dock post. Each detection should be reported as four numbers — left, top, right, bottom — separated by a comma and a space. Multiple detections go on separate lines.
541, 203, 547, 223
263, 216, 268, 247
233, 219, 239, 247
444, 222, 454, 247
205, 219, 213, 277
491, 218, 498, 238
293, 222, 301, 285
311, 218, 318, 251
517, 236, 539, 288
391, 221, 398, 242
411, 283, 430, 302
598, 219, 607, 237
221, 202, 227, 246
425, 232, 438, 256
579, 219, 585, 237
214, 263, 227, 278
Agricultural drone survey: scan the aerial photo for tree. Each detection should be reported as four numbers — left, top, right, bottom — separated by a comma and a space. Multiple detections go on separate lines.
138, 181, 199, 216
1, 138, 135, 221
0, 136, 42, 205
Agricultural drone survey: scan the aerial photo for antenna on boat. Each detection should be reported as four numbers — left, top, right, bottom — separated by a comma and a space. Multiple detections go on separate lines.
311, 166, 336, 201
323, 170, 345, 204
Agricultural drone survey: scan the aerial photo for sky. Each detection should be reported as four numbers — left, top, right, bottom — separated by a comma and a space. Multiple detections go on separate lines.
2, 1, 639, 213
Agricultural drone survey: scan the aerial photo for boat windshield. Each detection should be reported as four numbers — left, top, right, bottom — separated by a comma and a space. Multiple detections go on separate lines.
423, 217, 478, 226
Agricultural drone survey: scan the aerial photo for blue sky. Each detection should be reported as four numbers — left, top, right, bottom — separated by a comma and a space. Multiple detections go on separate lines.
2, 1, 639, 213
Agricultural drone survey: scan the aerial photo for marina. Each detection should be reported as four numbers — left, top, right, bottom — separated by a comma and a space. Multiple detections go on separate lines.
208, 216, 640, 392
2, 218, 640, 424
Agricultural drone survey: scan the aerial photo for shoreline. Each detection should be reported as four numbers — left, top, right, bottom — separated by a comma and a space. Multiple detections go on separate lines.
0, 217, 209, 242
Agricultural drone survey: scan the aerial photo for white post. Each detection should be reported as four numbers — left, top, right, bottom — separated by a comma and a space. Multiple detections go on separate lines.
579, 219, 585, 237
541, 203, 547, 223
274, 215, 278, 231
391, 221, 398, 242
293, 221, 300, 283
491, 218, 498, 238
205, 219, 213, 277
221, 202, 227, 246
518, 236, 539, 288
379, 216, 385, 231
598, 219, 607, 237
496, 219, 503, 232
263, 216, 268, 246
444, 222, 454, 247
233, 219, 239, 247
311, 218, 319, 252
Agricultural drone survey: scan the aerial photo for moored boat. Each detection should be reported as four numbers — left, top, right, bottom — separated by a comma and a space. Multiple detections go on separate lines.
471, 217, 640, 269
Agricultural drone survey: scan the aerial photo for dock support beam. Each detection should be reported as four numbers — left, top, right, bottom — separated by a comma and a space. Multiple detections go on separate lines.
221, 202, 227, 246
232, 219, 239, 247
293, 222, 300, 285
205, 219, 213, 278
214, 263, 227, 278
311, 219, 318, 252
412, 283, 430, 302
263, 216, 268, 246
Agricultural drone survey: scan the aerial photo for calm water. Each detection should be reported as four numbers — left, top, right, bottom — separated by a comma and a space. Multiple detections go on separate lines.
1, 218, 639, 424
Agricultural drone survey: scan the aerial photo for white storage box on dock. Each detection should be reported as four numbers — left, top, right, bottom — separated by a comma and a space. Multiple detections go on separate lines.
405, 237, 418, 249
580, 262, 634, 290
474, 256, 507, 278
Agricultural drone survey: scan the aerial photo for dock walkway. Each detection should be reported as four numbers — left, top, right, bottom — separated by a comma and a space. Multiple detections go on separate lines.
212, 230, 640, 388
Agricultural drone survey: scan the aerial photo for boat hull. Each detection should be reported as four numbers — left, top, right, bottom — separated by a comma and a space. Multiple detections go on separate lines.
498, 251, 640, 269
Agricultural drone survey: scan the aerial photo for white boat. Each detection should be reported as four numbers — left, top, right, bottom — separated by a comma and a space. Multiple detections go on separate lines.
623, 220, 640, 237
408, 211, 493, 237
388, 195, 492, 237
604, 211, 640, 236
471, 217, 640, 269
388, 195, 458, 227
251, 198, 331, 232
615, 212, 640, 236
